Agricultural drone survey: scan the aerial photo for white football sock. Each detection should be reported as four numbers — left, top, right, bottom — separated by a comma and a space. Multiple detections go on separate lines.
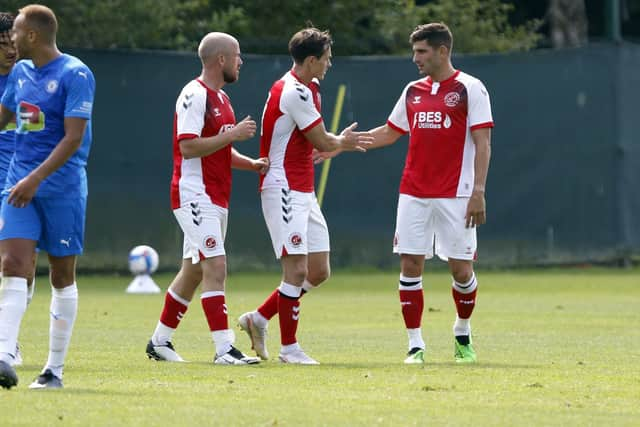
212, 328, 234, 356
279, 282, 302, 299
280, 342, 301, 354
45, 283, 78, 378
27, 276, 36, 306
452, 273, 477, 294
302, 280, 314, 292
407, 328, 425, 351
453, 315, 471, 337
152, 322, 176, 346
0, 277, 28, 364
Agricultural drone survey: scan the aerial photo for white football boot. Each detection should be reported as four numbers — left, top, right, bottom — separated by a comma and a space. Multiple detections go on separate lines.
279, 348, 319, 365
146, 340, 185, 362
238, 311, 269, 360
214, 346, 260, 365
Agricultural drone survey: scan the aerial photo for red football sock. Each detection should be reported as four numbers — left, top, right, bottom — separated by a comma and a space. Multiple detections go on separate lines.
399, 289, 424, 329
278, 292, 300, 346
452, 287, 477, 319
159, 291, 188, 329
201, 294, 228, 331
452, 274, 478, 319
258, 283, 311, 321
257, 288, 279, 320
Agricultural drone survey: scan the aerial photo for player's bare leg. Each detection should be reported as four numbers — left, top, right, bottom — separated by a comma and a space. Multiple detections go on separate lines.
199, 255, 258, 365
29, 254, 78, 389
170, 259, 202, 300
0, 238, 36, 389
399, 254, 426, 364
147, 259, 201, 362
448, 258, 478, 363
306, 251, 330, 289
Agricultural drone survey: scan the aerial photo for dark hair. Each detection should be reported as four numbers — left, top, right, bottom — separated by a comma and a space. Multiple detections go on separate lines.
0, 12, 14, 33
19, 4, 58, 42
410, 23, 453, 52
288, 27, 332, 65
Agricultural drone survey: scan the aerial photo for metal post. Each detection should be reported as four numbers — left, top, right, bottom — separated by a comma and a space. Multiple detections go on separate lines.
604, 0, 623, 42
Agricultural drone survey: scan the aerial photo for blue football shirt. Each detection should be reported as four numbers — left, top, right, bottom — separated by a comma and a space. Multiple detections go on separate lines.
0, 53, 95, 197
0, 73, 16, 187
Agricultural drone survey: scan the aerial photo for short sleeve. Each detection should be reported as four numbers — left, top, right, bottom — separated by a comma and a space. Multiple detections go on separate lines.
176, 84, 206, 140
387, 84, 410, 134
64, 66, 95, 119
467, 80, 493, 130
281, 83, 322, 132
0, 68, 17, 112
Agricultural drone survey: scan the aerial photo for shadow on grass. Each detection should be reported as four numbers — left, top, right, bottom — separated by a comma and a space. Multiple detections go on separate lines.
317, 361, 543, 369
161, 359, 544, 369
26, 388, 139, 396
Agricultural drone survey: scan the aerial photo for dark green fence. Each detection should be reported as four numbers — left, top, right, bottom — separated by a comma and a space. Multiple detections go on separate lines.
73, 43, 640, 271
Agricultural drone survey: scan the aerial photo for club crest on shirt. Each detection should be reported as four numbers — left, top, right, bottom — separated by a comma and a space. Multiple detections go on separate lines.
46, 80, 59, 93
444, 92, 460, 107
203, 235, 217, 249
289, 232, 303, 247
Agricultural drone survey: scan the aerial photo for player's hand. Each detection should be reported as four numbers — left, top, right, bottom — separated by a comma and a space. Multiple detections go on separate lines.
339, 122, 373, 152
232, 115, 257, 141
7, 174, 41, 208
465, 190, 486, 228
313, 148, 342, 164
253, 157, 270, 174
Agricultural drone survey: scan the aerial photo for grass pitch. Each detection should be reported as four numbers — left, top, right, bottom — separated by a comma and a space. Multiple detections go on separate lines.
0, 268, 639, 426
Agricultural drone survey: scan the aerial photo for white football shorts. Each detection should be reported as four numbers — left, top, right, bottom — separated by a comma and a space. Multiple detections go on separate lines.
173, 195, 227, 263
261, 187, 330, 259
393, 194, 477, 261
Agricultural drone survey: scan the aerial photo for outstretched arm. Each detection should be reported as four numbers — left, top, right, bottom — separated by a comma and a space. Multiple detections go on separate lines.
313, 123, 403, 164
367, 124, 404, 149
303, 121, 373, 153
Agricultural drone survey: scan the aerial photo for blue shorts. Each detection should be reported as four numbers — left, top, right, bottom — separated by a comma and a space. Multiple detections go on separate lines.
0, 195, 87, 257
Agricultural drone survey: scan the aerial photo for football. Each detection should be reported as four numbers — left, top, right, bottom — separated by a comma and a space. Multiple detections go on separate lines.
128, 245, 159, 275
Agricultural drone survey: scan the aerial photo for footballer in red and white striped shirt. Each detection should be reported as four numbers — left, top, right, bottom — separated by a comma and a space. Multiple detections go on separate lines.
238, 27, 372, 365
318, 23, 492, 364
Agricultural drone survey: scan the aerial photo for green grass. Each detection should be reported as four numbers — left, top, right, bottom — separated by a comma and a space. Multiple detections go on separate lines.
1, 268, 639, 426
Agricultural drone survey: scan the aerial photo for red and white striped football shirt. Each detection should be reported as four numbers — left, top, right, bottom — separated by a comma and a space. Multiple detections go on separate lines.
259, 70, 322, 193
170, 79, 236, 209
387, 70, 494, 198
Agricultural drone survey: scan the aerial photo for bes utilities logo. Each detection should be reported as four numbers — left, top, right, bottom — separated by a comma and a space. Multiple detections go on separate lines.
412, 111, 451, 129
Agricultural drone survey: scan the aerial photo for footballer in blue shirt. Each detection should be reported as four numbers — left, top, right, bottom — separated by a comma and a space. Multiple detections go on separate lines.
0, 5, 95, 390
0, 10, 37, 373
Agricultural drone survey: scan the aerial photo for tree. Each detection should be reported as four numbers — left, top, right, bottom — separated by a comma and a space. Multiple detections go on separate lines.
376, 0, 542, 54
548, 0, 588, 48
2, 0, 542, 54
